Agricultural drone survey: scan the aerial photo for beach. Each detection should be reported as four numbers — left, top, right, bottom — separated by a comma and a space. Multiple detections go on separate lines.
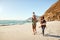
0, 21, 60, 40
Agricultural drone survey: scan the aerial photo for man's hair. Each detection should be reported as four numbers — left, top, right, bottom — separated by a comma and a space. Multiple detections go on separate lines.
33, 12, 35, 14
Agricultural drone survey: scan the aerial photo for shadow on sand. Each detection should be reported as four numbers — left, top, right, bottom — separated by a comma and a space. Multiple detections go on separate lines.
45, 34, 60, 38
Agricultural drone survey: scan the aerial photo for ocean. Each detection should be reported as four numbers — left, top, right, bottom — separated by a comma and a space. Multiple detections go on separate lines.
0, 20, 31, 25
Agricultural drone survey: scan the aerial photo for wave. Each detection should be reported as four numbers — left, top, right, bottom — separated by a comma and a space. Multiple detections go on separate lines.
0, 20, 28, 25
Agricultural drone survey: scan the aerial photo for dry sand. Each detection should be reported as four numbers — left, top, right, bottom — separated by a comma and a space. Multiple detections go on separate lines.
0, 21, 60, 40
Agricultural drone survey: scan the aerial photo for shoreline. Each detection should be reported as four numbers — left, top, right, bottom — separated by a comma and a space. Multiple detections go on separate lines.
0, 21, 60, 40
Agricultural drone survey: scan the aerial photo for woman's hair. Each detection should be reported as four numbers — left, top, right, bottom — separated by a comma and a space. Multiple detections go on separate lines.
41, 16, 44, 20
42, 16, 44, 19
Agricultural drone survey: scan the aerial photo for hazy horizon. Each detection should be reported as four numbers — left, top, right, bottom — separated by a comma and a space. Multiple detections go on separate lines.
0, 0, 57, 20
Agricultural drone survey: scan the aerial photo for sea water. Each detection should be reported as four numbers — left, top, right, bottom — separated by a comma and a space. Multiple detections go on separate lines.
0, 20, 31, 25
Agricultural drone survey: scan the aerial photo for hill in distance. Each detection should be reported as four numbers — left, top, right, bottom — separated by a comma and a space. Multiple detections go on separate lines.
44, 0, 60, 21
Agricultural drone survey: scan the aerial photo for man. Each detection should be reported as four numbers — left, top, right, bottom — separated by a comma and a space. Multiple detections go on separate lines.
32, 12, 37, 35
40, 16, 46, 36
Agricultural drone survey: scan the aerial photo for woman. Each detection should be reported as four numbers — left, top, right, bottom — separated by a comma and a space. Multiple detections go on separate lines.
40, 16, 46, 36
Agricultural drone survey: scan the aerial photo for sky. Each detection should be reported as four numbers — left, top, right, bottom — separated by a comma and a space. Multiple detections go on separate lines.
0, 0, 57, 20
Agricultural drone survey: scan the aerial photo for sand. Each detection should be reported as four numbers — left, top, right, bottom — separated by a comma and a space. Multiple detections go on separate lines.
0, 21, 60, 40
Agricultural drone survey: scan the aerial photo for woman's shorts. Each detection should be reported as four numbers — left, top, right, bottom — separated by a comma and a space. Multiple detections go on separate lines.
41, 25, 46, 29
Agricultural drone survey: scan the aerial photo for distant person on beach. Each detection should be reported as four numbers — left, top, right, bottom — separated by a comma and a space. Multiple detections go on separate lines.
40, 16, 46, 36
32, 12, 37, 35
